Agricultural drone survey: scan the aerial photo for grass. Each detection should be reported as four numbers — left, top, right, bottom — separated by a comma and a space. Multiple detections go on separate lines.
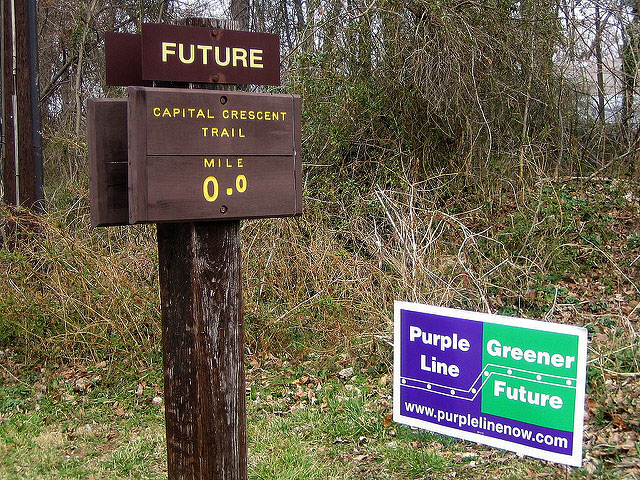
0, 361, 166, 479
1, 177, 639, 478
0, 358, 573, 479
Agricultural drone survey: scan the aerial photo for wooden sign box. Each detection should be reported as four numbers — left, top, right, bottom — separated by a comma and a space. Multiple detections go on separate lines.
87, 88, 302, 225
87, 98, 129, 226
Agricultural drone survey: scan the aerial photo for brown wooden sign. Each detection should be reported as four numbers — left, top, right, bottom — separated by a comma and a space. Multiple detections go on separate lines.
141, 23, 280, 85
92, 20, 297, 480
128, 87, 301, 223
87, 98, 129, 226
105, 32, 152, 87
105, 24, 280, 86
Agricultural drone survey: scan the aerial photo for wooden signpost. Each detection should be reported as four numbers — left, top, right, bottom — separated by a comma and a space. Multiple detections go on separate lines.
88, 21, 300, 480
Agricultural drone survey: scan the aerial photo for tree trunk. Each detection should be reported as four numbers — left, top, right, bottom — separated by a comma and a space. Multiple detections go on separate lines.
595, 2, 605, 125
231, 0, 249, 30
74, 0, 97, 137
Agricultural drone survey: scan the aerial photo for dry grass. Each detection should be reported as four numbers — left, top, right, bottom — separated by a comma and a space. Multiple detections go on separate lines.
0, 192, 160, 365
2, 175, 637, 366
0, 175, 639, 477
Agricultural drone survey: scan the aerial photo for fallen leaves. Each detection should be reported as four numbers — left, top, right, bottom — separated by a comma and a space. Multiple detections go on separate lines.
583, 373, 640, 477
383, 413, 392, 428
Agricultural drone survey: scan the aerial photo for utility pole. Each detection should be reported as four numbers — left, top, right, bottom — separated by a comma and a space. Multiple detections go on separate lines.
1, 0, 43, 211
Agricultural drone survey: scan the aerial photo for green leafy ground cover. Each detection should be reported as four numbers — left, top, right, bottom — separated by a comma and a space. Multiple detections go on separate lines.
1, 179, 639, 478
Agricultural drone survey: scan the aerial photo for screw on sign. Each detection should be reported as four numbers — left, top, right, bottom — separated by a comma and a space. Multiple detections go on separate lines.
87, 19, 301, 480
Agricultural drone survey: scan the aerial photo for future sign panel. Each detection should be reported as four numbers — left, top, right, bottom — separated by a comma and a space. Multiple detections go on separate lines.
394, 302, 587, 466
141, 23, 280, 85
105, 24, 280, 86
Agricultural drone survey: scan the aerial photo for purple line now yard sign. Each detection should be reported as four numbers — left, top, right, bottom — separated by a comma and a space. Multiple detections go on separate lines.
393, 301, 588, 467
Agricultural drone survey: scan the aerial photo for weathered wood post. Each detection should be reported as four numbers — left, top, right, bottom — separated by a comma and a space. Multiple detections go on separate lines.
158, 220, 246, 479
158, 17, 247, 480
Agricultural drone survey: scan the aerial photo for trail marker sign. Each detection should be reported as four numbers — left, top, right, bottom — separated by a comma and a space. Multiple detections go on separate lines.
393, 301, 587, 467
127, 87, 302, 223
89, 18, 296, 480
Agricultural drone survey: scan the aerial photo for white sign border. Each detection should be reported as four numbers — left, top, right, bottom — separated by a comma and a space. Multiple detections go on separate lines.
393, 300, 588, 467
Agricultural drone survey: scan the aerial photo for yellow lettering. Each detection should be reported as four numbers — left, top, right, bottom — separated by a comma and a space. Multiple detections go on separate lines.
178, 43, 195, 64
203, 176, 219, 202
248, 111, 255, 120
204, 158, 215, 167
232, 47, 248, 67
237, 158, 243, 168
231, 110, 238, 119
226, 158, 232, 167
197, 45, 213, 64
201, 127, 244, 138
173, 108, 180, 116
257, 111, 263, 120
215, 46, 231, 66
162, 42, 176, 62
163, 108, 171, 117
207, 109, 214, 119
249, 49, 263, 68
281, 111, 287, 121
197, 109, 205, 118
222, 109, 229, 119
236, 174, 247, 192
153, 107, 161, 116
265, 111, 271, 121
240, 110, 246, 120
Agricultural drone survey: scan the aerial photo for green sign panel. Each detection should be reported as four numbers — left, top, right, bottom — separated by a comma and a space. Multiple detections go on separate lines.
481, 323, 579, 432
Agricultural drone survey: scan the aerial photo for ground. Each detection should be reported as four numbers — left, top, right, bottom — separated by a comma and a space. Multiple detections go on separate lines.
0, 179, 639, 479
